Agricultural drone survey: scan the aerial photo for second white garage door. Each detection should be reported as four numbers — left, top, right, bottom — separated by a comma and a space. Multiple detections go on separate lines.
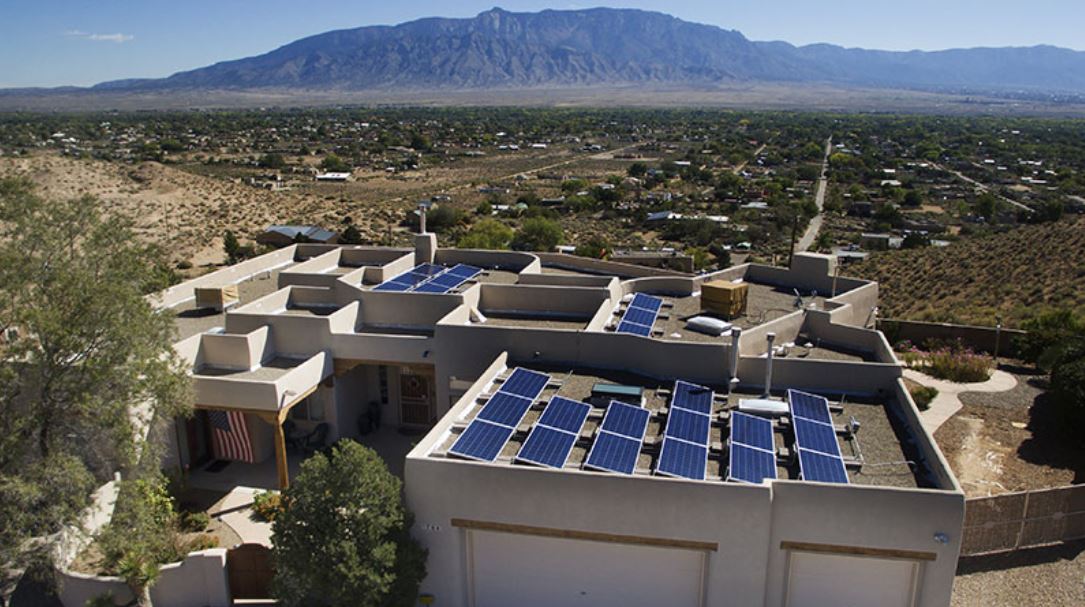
469, 530, 706, 607
786, 551, 919, 607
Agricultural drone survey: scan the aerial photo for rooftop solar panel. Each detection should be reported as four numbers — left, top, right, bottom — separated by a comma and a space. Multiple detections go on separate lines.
537, 396, 591, 434
413, 281, 453, 294
373, 281, 413, 292
584, 431, 642, 475
798, 448, 849, 484
671, 380, 714, 415
656, 438, 708, 480
516, 426, 578, 469
414, 263, 446, 277
792, 417, 841, 457
446, 263, 483, 279
600, 401, 650, 440
788, 389, 833, 424
730, 412, 775, 452
616, 321, 653, 336
728, 443, 778, 484
499, 368, 550, 400
622, 307, 657, 327
448, 420, 514, 462
629, 293, 663, 313
476, 392, 534, 428
664, 408, 711, 445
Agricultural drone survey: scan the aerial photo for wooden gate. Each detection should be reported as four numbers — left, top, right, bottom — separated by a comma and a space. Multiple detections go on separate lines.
227, 543, 274, 600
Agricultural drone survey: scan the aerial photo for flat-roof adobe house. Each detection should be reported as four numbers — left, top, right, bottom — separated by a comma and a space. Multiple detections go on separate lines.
159, 229, 963, 607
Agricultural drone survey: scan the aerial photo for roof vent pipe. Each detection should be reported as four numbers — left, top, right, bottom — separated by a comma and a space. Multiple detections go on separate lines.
418, 204, 428, 235
763, 332, 776, 398
728, 326, 743, 392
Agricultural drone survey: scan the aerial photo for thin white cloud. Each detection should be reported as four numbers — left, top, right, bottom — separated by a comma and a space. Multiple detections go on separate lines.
64, 30, 134, 43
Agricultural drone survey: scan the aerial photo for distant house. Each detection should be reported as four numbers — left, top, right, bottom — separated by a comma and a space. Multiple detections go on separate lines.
860, 233, 903, 251
257, 225, 338, 247
847, 201, 874, 218
646, 211, 682, 222
315, 172, 351, 182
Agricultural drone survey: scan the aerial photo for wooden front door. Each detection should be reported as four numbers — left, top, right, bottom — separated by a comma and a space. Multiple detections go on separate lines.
227, 543, 274, 599
399, 370, 433, 426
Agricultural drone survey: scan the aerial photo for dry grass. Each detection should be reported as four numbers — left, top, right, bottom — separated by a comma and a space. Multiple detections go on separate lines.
850, 217, 1085, 327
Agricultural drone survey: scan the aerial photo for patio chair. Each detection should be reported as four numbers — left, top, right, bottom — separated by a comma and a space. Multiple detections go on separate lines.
282, 419, 305, 452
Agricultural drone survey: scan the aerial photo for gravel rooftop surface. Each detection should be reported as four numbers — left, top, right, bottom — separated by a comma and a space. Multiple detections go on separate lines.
173, 268, 284, 339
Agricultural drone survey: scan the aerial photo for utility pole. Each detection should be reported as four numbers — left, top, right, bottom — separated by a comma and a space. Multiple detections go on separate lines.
994, 315, 1003, 368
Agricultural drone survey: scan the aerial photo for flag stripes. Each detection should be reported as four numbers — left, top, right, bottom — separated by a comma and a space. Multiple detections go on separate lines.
208, 409, 255, 463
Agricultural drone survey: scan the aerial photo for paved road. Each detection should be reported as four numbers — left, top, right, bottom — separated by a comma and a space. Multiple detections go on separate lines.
795, 136, 833, 253
933, 162, 1033, 214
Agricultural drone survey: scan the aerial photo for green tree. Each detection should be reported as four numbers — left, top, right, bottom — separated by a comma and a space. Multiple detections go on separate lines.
457, 219, 513, 250
512, 217, 564, 252
224, 230, 242, 263
574, 236, 610, 259
0, 178, 191, 597
258, 153, 286, 170
320, 154, 351, 173
271, 441, 427, 607
340, 224, 363, 245
627, 162, 648, 178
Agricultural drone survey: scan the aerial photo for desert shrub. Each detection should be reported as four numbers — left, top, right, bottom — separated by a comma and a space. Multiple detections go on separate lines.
924, 343, 992, 383
458, 219, 513, 250
511, 217, 563, 252
180, 510, 210, 532
182, 533, 219, 553
909, 385, 939, 411
252, 491, 284, 522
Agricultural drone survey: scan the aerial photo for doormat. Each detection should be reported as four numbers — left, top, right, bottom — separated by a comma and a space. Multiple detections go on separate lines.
204, 459, 231, 473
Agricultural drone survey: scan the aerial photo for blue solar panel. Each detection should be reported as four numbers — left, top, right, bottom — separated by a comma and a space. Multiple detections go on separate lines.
656, 438, 708, 480
373, 280, 413, 292
788, 389, 833, 424
731, 412, 775, 452
516, 426, 578, 469
414, 263, 446, 277
630, 293, 663, 312
476, 392, 533, 428
798, 448, 849, 484
793, 417, 841, 457
616, 320, 653, 336
672, 381, 714, 415
449, 420, 514, 462
585, 431, 641, 475
623, 307, 657, 327
616, 321, 652, 336
664, 409, 711, 445
413, 281, 453, 294
499, 368, 550, 400
728, 443, 778, 484
600, 401, 650, 440
429, 273, 466, 288
538, 397, 591, 434
446, 263, 483, 279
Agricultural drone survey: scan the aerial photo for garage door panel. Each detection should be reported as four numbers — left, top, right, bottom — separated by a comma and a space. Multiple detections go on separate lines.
787, 552, 917, 607
471, 530, 704, 607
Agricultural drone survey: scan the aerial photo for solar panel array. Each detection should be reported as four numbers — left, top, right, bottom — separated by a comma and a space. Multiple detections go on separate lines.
788, 390, 849, 484
615, 293, 663, 336
655, 380, 714, 480
516, 396, 591, 469
448, 368, 551, 462
727, 412, 778, 484
374, 263, 482, 293
585, 401, 650, 475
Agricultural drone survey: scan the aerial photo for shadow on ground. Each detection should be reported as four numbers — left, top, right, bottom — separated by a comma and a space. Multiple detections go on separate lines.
957, 539, 1085, 575
1017, 392, 1085, 484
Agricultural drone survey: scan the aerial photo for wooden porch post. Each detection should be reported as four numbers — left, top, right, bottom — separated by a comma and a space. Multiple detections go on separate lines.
273, 415, 289, 490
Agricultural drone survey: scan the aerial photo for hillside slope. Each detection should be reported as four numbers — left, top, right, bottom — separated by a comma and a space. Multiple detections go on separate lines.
850, 218, 1085, 327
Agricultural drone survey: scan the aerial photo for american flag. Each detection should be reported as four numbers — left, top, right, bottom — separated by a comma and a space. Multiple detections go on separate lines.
208, 410, 255, 463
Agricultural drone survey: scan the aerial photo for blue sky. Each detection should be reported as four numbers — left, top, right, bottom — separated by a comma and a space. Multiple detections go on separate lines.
2, 1, 1082, 88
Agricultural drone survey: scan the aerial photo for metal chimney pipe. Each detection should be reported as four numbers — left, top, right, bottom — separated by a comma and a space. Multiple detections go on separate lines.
763, 332, 776, 398
418, 204, 428, 234
728, 326, 743, 391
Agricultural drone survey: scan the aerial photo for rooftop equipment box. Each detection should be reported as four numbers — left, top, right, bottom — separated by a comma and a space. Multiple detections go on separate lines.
194, 285, 239, 312
701, 280, 748, 319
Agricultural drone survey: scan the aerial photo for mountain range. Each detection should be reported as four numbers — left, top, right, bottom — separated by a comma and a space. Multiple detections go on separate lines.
50, 7, 1085, 96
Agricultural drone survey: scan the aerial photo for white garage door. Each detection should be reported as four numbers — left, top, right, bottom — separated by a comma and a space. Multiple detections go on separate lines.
470, 530, 705, 607
786, 551, 918, 607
